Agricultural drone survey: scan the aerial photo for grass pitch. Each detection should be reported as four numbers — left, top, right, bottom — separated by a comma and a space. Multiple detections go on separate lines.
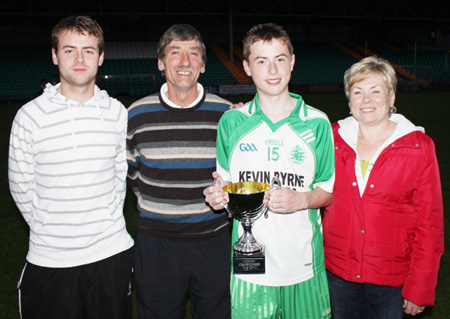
1, 91, 449, 318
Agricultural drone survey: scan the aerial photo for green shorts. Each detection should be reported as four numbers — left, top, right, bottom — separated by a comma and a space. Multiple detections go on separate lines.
231, 269, 331, 319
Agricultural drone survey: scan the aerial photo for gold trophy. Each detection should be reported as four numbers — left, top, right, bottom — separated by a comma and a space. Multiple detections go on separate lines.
218, 177, 280, 274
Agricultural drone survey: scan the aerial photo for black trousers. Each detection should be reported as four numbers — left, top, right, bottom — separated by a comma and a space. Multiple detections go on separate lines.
134, 231, 231, 319
18, 247, 134, 319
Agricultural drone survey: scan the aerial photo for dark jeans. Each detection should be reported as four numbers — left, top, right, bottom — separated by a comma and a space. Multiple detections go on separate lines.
327, 271, 404, 319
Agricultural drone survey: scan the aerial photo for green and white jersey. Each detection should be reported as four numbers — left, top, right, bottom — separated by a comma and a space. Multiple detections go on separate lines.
217, 93, 335, 287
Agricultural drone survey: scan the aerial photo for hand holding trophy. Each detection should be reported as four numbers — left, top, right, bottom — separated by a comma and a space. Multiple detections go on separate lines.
215, 177, 280, 274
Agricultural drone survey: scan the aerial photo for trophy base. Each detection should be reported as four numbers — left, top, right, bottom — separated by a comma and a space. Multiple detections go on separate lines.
233, 250, 265, 274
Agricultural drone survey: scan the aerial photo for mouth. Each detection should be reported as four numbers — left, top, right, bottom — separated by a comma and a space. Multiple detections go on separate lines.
266, 78, 281, 85
176, 68, 193, 75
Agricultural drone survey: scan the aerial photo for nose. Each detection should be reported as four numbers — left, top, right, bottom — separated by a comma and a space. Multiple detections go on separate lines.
268, 62, 277, 74
181, 51, 190, 66
363, 92, 371, 102
76, 51, 84, 63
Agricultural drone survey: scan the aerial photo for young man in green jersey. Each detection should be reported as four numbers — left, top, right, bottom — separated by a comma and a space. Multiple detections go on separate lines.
204, 23, 334, 319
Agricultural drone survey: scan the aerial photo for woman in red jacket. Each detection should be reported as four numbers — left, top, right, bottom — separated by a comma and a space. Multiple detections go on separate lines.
323, 56, 444, 319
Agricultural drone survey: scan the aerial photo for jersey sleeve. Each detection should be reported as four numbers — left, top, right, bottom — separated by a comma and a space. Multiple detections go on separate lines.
216, 109, 250, 183
312, 117, 335, 193
216, 112, 232, 182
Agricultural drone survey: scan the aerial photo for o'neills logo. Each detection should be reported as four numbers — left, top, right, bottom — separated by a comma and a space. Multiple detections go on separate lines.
265, 139, 284, 146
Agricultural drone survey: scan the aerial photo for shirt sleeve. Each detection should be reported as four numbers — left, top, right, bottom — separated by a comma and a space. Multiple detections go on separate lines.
8, 108, 35, 225
126, 105, 140, 194
115, 103, 128, 204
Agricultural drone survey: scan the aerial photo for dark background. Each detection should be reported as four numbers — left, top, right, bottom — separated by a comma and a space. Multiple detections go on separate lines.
1, 0, 450, 48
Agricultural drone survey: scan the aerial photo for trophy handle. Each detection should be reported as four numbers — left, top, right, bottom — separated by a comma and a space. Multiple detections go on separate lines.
265, 176, 282, 218
271, 176, 281, 190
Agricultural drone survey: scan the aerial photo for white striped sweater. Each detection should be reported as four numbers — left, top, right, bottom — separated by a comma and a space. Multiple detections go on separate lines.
8, 83, 133, 268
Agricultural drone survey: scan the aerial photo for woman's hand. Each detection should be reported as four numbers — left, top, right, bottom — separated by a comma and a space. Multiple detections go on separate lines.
403, 299, 425, 316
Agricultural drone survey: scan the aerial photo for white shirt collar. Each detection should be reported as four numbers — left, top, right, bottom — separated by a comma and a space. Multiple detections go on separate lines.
160, 83, 204, 109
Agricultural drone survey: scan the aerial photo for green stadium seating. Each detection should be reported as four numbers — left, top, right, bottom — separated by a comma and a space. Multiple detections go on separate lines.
1, 41, 449, 102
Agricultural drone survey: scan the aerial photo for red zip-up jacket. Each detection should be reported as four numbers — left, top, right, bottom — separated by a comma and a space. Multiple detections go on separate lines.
323, 115, 444, 306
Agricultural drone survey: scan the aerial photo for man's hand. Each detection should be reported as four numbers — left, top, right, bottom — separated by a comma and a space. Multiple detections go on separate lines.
203, 172, 227, 210
267, 187, 332, 214
267, 188, 308, 213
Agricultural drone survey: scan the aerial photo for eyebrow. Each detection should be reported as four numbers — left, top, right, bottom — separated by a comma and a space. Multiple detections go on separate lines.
352, 84, 382, 91
254, 53, 289, 60
61, 45, 98, 50
167, 45, 201, 51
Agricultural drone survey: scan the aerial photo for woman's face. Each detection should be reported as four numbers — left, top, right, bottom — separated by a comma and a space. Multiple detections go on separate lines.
348, 72, 395, 127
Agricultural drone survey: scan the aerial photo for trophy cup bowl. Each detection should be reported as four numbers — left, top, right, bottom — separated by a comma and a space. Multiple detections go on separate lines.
223, 181, 270, 255
213, 177, 279, 274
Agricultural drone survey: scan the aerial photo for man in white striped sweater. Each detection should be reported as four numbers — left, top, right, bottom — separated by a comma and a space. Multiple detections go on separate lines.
8, 15, 134, 319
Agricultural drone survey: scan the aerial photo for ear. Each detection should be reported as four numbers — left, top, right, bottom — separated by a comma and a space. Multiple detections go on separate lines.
200, 63, 205, 74
390, 92, 396, 107
98, 51, 104, 67
290, 54, 296, 71
243, 60, 251, 77
158, 59, 165, 71
51, 48, 58, 66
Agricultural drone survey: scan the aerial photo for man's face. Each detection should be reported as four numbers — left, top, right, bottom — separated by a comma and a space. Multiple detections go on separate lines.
243, 39, 294, 98
158, 39, 205, 93
52, 30, 104, 90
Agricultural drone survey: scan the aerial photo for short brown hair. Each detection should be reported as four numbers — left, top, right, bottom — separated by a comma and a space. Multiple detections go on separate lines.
242, 23, 293, 62
157, 24, 206, 64
51, 15, 104, 54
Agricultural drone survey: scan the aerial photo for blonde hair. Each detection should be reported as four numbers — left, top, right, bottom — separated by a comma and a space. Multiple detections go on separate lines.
344, 56, 397, 99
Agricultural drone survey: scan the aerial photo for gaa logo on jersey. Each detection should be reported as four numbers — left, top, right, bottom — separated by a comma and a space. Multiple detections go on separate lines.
290, 145, 306, 164
239, 143, 258, 152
